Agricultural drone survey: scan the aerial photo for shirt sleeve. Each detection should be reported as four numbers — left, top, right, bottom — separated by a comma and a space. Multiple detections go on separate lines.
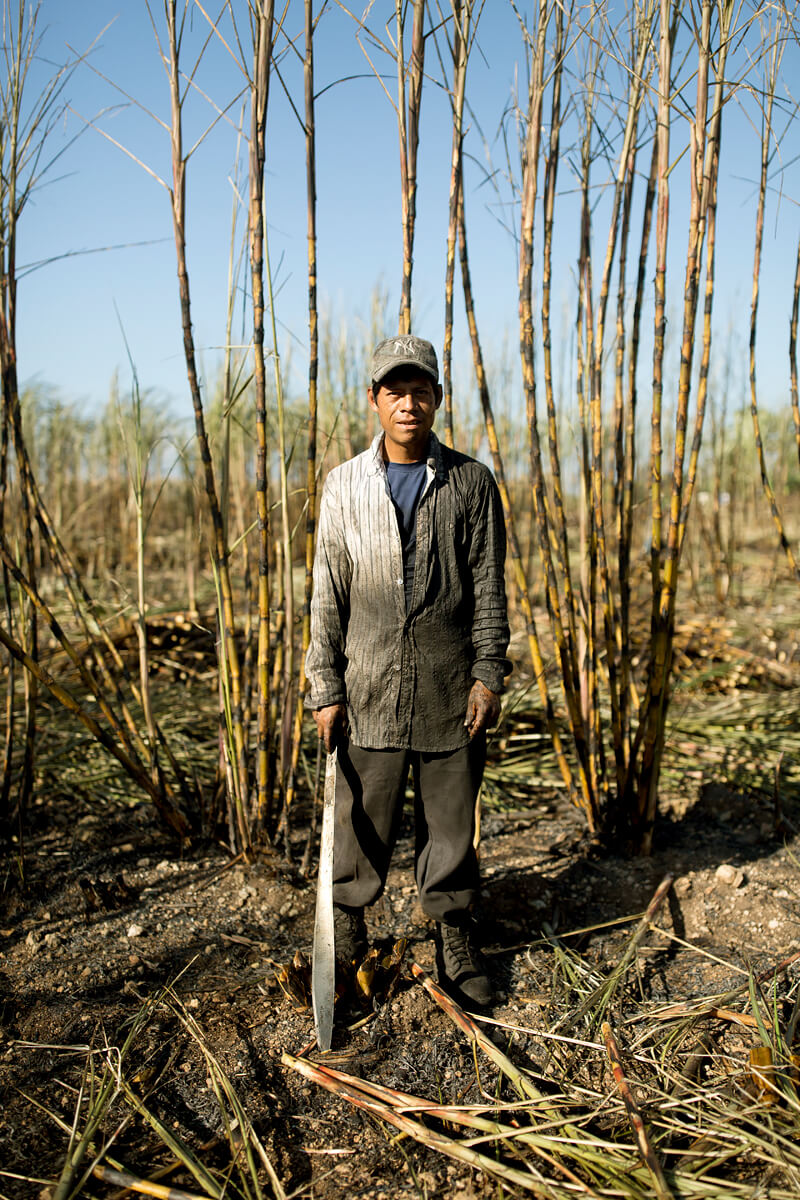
467, 468, 512, 694
304, 471, 351, 710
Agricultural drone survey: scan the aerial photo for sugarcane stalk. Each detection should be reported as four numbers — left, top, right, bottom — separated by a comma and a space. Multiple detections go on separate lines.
614, 141, 636, 760
91, 1164, 209, 1200
747, 10, 799, 581
619, 136, 658, 760
603, 1021, 676, 1200
247, 0, 276, 828
115, 357, 161, 785
575, 20, 603, 813
220, 102, 248, 547
0, 336, 37, 824
239, 488, 256, 745
441, 0, 470, 448
264, 199, 294, 799
284, 0, 319, 818
0, 414, 13, 828
540, 0, 579, 695
397, 0, 425, 335
411, 962, 548, 1105
791, 231, 800, 470
678, 1, 731, 552
282, 1050, 559, 1195
629, 0, 674, 852
702, 370, 728, 605
0, 8, 36, 823
16, 452, 37, 827
648, 0, 671, 613
334, 326, 355, 461
163, 0, 250, 847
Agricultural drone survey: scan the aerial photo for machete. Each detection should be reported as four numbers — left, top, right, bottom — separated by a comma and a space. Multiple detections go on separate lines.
311, 745, 337, 1052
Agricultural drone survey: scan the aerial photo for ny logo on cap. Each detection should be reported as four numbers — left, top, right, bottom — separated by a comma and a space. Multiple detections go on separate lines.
371, 333, 439, 383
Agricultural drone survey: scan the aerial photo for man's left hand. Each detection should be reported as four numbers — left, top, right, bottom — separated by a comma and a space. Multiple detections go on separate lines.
464, 680, 501, 739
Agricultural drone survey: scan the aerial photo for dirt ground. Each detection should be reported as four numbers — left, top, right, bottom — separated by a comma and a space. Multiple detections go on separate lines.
2, 729, 799, 1198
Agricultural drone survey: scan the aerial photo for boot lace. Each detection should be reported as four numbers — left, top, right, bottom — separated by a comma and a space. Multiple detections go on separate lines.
441, 925, 478, 976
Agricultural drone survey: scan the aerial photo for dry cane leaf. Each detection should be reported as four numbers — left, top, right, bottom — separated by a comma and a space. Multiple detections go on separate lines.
749, 1045, 778, 1106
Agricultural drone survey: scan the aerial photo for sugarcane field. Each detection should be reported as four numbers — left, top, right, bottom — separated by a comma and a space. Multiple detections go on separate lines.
3, 1, 800, 1197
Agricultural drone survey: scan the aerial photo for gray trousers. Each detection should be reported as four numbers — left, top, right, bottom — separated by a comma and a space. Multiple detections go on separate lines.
331, 736, 486, 923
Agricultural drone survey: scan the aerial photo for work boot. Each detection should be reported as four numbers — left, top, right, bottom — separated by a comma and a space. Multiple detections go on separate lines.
436, 917, 494, 1008
333, 904, 368, 965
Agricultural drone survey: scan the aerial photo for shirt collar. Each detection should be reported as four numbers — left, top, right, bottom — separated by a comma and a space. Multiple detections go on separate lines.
368, 431, 445, 479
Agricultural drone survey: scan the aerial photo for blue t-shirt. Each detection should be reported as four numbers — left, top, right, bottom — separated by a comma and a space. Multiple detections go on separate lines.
386, 460, 427, 610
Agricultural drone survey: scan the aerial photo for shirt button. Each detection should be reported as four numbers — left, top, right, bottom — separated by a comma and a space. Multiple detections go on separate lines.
397, 578, 403, 586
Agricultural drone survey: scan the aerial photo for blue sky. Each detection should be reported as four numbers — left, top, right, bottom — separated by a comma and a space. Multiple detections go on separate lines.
11, 1, 800, 427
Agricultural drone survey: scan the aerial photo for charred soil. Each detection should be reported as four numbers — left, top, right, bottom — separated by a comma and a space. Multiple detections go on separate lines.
2, 595, 800, 1197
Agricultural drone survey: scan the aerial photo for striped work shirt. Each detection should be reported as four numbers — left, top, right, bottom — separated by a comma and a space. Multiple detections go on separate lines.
305, 432, 510, 752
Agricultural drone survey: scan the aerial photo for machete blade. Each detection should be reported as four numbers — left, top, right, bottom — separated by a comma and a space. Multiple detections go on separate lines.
311, 746, 337, 1052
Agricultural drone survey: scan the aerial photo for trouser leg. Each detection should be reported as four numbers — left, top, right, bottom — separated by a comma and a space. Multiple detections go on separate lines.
413, 735, 486, 923
332, 743, 411, 910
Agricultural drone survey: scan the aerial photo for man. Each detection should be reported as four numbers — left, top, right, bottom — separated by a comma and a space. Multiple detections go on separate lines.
305, 334, 510, 1007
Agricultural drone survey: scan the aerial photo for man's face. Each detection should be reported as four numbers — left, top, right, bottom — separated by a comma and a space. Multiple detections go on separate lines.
368, 368, 442, 463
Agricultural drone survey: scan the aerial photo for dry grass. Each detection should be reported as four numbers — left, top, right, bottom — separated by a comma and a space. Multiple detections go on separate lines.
6, 844, 798, 1199
283, 934, 800, 1199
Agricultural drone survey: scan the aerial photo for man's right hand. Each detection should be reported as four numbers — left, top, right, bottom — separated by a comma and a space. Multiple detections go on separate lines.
313, 703, 348, 753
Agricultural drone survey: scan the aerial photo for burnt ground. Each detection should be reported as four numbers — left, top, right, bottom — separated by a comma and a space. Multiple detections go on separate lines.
1, 741, 799, 1199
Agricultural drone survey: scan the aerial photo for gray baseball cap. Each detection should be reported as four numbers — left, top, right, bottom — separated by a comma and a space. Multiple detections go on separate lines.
370, 335, 439, 385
